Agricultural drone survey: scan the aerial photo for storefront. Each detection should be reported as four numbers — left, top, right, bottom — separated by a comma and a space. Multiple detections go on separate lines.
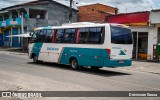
106, 11, 150, 59
131, 27, 149, 59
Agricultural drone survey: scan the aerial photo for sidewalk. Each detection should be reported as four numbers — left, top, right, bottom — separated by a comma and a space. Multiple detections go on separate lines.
0, 47, 28, 55
117, 61, 160, 75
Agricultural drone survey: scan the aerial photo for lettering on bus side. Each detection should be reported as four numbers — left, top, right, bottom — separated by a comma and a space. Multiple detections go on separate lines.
112, 47, 121, 49
47, 47, 59, 51
70, 50, 77, 53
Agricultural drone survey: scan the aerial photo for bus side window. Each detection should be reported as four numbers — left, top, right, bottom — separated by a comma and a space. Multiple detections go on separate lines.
78, 27, 103, 44
37, 30, 45, 42
88, 27, 102, 44
55, 29, 64, 43
64, 28, 76, 43
78, 28, 89, 44
45, 30, 53, 43
43, 30, 47, 42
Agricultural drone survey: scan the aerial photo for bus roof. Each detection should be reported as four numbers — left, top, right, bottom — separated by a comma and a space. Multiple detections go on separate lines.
36, 22, 129, 30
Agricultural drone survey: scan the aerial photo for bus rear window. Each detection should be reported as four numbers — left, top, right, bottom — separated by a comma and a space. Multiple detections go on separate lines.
111, 26, 132, 44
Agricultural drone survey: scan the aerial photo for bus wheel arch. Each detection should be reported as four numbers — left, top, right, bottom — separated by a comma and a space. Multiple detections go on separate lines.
31, 53, 36, 59
69, 57, 79, 70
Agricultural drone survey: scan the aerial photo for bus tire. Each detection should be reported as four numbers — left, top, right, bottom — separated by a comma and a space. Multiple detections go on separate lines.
70, 58, 79, 70
33, 55, 39, 63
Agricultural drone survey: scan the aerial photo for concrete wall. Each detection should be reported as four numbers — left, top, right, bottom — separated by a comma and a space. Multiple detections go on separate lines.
150, 11, 160, 24
24, 18, 48, 31
47, 2, 77, 24
24, 4, 48, 11
131, 26, 149, 32
23, 2, 77, 31
149, 11, 160, 59
148, 26, 157, 59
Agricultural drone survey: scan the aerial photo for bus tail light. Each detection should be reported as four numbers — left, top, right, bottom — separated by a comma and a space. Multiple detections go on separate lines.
106, 49, 111, 59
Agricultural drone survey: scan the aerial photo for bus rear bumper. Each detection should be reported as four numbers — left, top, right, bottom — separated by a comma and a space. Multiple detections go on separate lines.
104, 59, 132, 67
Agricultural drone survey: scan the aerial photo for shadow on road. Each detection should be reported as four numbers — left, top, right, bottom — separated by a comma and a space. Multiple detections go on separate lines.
27, 62, 131, 77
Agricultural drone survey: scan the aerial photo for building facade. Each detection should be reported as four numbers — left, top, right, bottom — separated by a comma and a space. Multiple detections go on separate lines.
106, 12, 151, 60
149, 9, 160, 60
78, 3, 118, 23
0, 0, 77, 48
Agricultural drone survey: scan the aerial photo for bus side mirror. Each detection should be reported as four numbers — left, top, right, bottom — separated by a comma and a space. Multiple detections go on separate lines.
29, 32, 32, 36
29, 32, 34, 37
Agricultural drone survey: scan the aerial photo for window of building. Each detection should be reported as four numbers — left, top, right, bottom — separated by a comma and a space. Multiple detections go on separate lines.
55, 29, 65, 43
29, 9, 46, 19
64, 29, 76, 43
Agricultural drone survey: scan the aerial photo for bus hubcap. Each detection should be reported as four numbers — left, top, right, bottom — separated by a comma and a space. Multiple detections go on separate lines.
72, 60, 77, 68
33, 56, 37, 63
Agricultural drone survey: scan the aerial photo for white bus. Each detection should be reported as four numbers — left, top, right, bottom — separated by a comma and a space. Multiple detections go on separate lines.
28, 22, 133, 69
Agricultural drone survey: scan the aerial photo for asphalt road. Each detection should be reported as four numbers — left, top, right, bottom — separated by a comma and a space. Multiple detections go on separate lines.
0, 51, 160, 100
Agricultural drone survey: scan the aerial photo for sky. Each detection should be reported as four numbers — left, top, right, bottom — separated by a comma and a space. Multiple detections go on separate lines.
75, 0, 160, 13
0, 0, 160, 13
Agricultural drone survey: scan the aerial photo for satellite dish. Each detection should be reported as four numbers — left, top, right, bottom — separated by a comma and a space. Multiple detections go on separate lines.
36, 15, 40, 19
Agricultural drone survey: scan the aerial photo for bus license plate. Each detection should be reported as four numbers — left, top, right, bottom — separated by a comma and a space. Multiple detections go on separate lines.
119, 60, 124, 63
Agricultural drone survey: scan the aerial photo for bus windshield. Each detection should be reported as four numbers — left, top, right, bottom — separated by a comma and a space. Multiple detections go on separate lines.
111, 25, 132, 44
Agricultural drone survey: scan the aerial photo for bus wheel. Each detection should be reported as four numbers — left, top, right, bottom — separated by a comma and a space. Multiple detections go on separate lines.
70, 58, 79, 70
33, 56, 38, 63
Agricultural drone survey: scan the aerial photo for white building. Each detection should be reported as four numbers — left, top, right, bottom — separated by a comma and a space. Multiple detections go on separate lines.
148, 9, 160, 60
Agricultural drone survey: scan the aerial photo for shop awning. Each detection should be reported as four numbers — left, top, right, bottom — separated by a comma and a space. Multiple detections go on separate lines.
106, 12, 150, 26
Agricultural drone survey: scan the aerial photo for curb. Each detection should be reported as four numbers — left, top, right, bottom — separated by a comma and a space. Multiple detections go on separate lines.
8, 52, 28, 56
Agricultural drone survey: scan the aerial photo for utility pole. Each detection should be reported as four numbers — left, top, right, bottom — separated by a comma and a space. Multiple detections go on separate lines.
21, 12, 24, 49
21, 12, 24, 34
69, 0, 73, 23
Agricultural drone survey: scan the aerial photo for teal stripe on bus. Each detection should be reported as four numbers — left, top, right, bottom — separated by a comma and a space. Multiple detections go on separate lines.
32, 43, 43, 58
59, 47, 108, 66
59, 47, 132, 67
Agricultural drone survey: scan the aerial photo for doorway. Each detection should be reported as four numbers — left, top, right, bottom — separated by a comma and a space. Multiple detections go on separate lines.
133, 32, 148, 59
158, 27, 160, 43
